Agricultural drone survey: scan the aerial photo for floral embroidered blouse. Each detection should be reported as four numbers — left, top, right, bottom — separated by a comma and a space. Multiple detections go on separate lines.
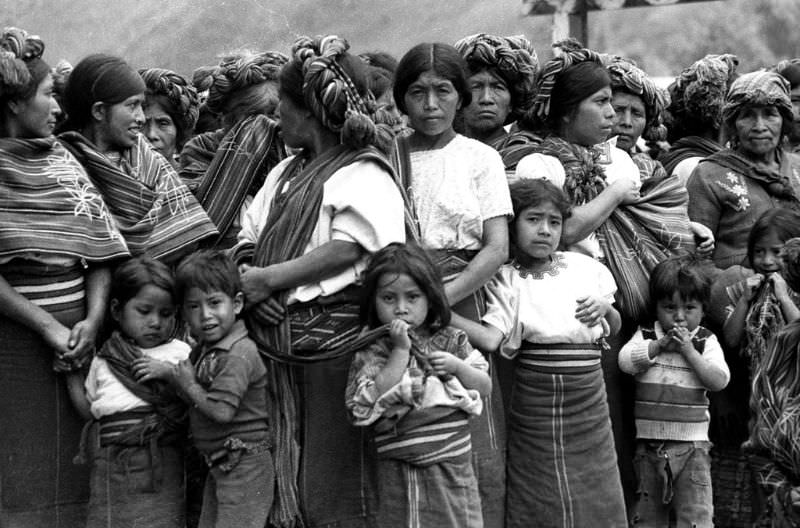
687, 152, 800, 270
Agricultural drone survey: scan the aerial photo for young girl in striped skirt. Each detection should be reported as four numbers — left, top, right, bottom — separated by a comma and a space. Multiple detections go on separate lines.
345, 242, 491, 528
454, 178, 628, 527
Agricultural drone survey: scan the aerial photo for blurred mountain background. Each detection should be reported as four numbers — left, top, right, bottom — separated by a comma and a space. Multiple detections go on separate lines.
2, 0, 798, 78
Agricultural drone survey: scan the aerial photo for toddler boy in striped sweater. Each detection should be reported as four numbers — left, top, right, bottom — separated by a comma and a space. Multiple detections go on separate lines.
619, 254, 730, 528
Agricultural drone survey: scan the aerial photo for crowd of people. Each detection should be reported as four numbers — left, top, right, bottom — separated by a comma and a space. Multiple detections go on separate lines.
2, 21, 800, 528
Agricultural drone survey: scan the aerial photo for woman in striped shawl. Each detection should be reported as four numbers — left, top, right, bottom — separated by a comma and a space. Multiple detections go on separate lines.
0, 27, 129, 527
178, 50, 288, 249
233, 35, 405, 528
58, 53, 217, 264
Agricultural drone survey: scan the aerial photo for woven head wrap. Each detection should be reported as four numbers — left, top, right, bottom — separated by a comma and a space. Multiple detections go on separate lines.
205, 51, 288, 115
606, 57, 670, 141
139, 68, 200, 144
0, 27, 47, 101
665, 54, 738, 136
454, 33, 539, 123
291, 34, 390, 151
529, 39, 607, 125
722, 70, 793, 135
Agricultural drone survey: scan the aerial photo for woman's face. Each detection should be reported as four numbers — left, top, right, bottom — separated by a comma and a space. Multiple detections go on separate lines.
734, 105, 783, 159
461, 69, 511, 136
561, 86, 615, 147
143, 98, 178, 160
403, 70, 461, 138
277, 95, 308, 150
611, 91, 647, 152
13, 74, 60, 138
98, 93, 146, 150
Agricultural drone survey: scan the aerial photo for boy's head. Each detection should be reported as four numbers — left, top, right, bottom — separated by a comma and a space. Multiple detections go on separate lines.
176, 250, 243, 345
649, 254, 712, 332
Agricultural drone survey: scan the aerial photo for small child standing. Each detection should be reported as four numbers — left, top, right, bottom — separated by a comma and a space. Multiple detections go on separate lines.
75, 256, 190, 528
345, 242, 491, 528
619, 254, 730, 528
150, 250, 273, 528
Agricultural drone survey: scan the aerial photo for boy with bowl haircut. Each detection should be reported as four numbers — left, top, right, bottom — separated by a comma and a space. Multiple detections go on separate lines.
618, 254, 730, 528
172, 250, 272, 528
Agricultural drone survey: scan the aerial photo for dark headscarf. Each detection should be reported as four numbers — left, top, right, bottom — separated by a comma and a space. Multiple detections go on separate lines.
62, 53, 145, 130
606, 56, 670, 141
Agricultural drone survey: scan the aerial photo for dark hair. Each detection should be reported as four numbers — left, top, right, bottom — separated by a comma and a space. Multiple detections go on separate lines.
360, 51, 398, 74
548, 61, 610, 130
746, 208, 800, 269
777, 63, 800, 90
393, 42, 471, 115
508, 179, 572, 256
360, 242, 450, 331
649, 253, 712, 310
111, 255, 177, 307
175, 250, 241, 303
278, 59, 305, 108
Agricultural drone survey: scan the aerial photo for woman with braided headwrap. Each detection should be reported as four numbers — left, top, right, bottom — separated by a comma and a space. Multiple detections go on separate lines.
606, 56, 716, 260
179, 50, 288, 249
392, 41, 512, 528
0, 27, 129, 527
139, 67, 199, 168
659, 54, 739, 183
232, 35, 404, 528
454, 32, 540, 172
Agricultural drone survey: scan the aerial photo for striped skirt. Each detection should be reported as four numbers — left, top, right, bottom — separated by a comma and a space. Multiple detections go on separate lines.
0, 261, 90, 527
506, 343, 627, 528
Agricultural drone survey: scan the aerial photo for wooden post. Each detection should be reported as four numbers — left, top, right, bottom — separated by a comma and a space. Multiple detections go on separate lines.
569, 5, 589, 45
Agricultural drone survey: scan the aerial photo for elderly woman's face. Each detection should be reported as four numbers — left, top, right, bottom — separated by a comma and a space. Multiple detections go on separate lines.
403, 70, 461, 138
611, 91, 646, 153
562, 86, 615, 147
734, 105, 782, 159
143, 98, 177, 161
12, 74, 60, 138
462, 69, 511, 136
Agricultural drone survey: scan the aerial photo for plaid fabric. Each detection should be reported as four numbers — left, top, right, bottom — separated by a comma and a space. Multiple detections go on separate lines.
59, 132, 218, 261
193, 114, 285, 249
0, 137, 129, 262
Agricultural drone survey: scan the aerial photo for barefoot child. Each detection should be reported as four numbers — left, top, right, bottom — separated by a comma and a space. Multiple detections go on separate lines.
146, 250, 273, 528
73, 256, 189, 528
619, 254, 729, 527
452, 178, 628, 527
345, 243, 491, 527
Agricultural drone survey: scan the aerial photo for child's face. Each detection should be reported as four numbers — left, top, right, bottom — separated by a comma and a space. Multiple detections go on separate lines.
374, 272, 429, 329
182, 288, 243, 346
655, 292, 704, 333
752, 231, 784, 275
112, 284, 176, 349
514, 202, 562, 264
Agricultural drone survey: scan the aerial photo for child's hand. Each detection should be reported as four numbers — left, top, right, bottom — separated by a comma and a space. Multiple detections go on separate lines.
669, 326, 694, 355
428, 351, 460, 377
575, 295, 608, 327
743, 273, 764, 301
132, 357, 174, 382
173, 359, 197, 389
389, 319, 412, 352
769, 272, 790, 300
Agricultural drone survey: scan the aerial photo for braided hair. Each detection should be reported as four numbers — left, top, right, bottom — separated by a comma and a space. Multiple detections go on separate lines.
139, 68, 200, 148
0, 27, 47, 103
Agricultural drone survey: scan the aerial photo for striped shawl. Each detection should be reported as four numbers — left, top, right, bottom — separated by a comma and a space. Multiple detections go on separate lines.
0, 137, 128, 262
178, 128, 225, 192
59, 132, 217, 261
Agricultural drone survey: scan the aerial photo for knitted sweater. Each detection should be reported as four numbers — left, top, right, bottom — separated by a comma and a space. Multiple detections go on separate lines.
618, 322, 730, 441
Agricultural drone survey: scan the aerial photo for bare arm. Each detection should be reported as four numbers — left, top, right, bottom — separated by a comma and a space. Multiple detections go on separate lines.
561, 179, 637, 246
67, 265, 111, 362
444, 216, 508, 306
723, 275, 763, 349
171, 360, 237, 423
240, 240, 363, 304
450, 312, 503, 354
65, 372, 93, 421
0, 273, 71, 355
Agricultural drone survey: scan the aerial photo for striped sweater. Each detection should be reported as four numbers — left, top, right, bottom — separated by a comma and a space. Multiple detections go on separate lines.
618, 322, 730, 441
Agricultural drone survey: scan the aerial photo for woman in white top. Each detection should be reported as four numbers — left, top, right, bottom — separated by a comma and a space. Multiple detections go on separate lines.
392, 42, 511, 528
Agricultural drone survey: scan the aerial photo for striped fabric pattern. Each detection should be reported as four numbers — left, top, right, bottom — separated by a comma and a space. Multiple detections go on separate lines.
490, 129, 543, 172
518, 342, 602, 374
59, 132, 218, 261
98, 408, 154, 445
0, 137, 129, 262
375, 408, 472, 467
3, 261, 85, 312
192, 114, 285, 249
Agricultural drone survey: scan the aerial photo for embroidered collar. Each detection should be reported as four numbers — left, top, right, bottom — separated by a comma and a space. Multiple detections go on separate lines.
512, 252, 566, 279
